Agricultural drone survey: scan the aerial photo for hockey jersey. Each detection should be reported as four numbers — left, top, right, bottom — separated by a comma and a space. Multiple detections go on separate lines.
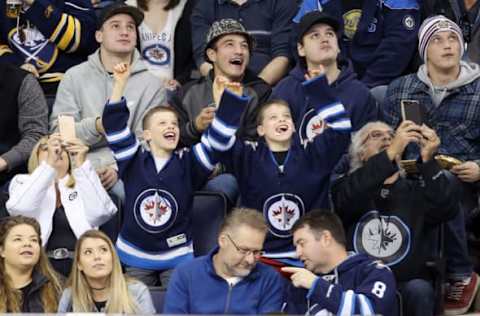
102, 90, 249, 270
217, 75, 352, 261
283, 252, 398, 316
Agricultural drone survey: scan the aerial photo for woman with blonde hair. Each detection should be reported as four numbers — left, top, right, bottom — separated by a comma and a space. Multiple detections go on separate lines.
6, 133, 117, 276
58, 230, 155, 313
0, 215, 62, 312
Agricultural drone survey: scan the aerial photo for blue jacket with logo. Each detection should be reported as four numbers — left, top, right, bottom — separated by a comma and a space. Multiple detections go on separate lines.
102, 91, 249, 270
164, 247, 284, 314
295, 0, 420, 87
0, 0, 97, 92
330, 151, 458, 282
216, 75, 352, 260
272, 61, 377, 140
284, 252, 398, 316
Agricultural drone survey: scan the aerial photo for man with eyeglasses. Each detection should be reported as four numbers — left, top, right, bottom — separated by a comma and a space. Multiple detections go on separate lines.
164, 208, 284, 314
330, 121, 459, 316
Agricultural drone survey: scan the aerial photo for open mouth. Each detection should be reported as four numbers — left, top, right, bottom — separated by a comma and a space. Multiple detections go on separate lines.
229, 57, 244, 66
163, 131, 177, 142
275, 124, 290, 134
93, 263, 105, 269
20, 250, 33, 256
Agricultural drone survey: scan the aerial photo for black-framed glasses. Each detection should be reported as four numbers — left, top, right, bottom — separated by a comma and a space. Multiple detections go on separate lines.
226, 234, 264, 258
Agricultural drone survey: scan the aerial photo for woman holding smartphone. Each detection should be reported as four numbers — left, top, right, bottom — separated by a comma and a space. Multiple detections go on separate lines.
58, 230, 155, 313
6, 134, 117, 276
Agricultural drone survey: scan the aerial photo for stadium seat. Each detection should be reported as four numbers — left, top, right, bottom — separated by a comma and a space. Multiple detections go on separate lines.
99, 193, 123, 243
149, 286, 166, 313
191, 191, 228, 256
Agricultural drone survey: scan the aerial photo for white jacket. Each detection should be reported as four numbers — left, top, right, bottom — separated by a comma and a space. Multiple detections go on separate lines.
6, 160, 118, 245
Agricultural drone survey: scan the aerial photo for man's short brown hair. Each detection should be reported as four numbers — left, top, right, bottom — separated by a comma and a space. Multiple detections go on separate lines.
219, 207, 267, 236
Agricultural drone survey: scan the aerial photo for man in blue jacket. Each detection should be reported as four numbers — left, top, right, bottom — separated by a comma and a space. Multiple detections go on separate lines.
281, 211, 398, 316
294, 0, 420, 88
273, 11, 377, 142
164, 208, 284, 314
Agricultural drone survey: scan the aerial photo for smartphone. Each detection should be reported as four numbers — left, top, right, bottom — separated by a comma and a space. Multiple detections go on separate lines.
401, 100, 423, 125
58, 115, 76, 140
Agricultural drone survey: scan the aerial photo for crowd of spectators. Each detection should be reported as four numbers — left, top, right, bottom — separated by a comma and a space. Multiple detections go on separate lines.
1, 0, 480, 315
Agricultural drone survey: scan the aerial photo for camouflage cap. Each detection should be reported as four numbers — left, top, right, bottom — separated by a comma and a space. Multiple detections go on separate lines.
204, 18, 254, 63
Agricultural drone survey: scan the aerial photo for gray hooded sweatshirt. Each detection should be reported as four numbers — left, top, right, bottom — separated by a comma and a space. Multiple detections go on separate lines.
417, 60, 480, 107
50, 49, 166, 168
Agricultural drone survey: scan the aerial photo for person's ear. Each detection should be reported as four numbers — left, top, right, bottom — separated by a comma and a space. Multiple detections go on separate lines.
95, 30, 103, 44
297, 42, 305, 58
143, 129, 152, 142
218, 234, 228, 248
257, 124, 265, 137
206, 48, 217, 64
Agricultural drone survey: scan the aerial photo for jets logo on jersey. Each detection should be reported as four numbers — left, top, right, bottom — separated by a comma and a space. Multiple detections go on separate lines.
8, 27, 57, 73
263, 193, 305, 237
353, 210, 411, 266
134, 189, 178, 234
142, 44, 171, 66
299, 108, 327, 143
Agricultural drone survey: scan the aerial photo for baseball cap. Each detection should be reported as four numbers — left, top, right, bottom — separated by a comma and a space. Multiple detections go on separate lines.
297, 11, 340, 42
97, 2, 144, 30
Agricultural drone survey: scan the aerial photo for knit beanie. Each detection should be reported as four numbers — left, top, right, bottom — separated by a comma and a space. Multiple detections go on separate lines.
418, 15, 464, 61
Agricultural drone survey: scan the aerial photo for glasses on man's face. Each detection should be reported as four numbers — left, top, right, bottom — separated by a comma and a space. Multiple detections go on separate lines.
362, 130, 395, 145
226, 234, 264, 258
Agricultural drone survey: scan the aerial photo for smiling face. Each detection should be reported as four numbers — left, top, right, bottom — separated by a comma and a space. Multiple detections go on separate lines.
143, 108, 180, 156
0, 224, 41, 271
96, 13, 137, 56
207, 34, 250, 81
77, 237, 113, 282
426, 30, 461, 72
298, 23, 339, 68
257, 102, 294, 150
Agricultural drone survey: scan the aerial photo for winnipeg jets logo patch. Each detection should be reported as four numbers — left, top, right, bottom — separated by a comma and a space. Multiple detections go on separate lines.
142, 44, 171, 66
353, 210, 410, 266
263, 193, 305, 237
300, 108, 327, 143
134, 189, 178, 234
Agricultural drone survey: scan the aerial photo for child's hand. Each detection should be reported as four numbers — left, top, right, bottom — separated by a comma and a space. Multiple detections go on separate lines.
212, 76, 243, 105
304, 65, 325, 81
113, 63, 130, 84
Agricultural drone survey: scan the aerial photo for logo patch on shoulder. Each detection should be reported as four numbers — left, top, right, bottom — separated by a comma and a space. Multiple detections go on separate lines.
403, 15, 415, 30
299, 108, 327, 143
134, 189, 178, 234
263, 193, 305, 238
353, 210, 410, 266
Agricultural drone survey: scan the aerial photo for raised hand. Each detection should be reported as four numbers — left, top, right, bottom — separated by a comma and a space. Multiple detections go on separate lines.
64, 138, 89, 168
113, 62, 130, 84
212, 76, 244, 106
419, 124, 440, 162
46, 133, 64, 166
304, 65, 325, 81
386, 120, 422, 161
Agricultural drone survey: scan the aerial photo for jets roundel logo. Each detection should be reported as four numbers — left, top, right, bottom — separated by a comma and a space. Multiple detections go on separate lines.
134, 189, 178, 234
263, 193, 305, 238
299, 108, 326, 142
353, 210, 411, 266
142, 44, 171, 66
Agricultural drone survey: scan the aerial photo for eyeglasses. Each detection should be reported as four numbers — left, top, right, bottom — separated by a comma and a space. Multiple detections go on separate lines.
362, 130, 395, 145
226, 234, 264, 258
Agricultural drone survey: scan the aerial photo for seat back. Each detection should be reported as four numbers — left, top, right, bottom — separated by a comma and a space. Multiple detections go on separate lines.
191, 191, 227, 256
149, 286, 166, 313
